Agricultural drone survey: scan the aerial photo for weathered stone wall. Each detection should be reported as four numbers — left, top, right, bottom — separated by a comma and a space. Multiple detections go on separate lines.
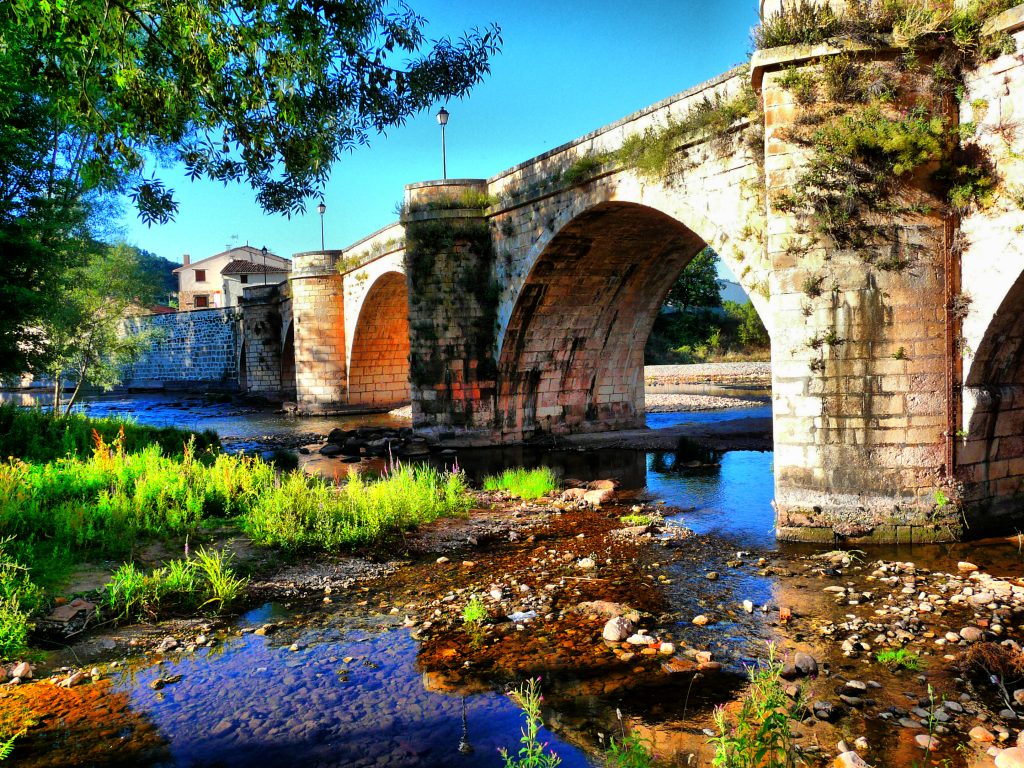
756, 42, 956, 542
122, 309, 239, 388
290, 251, 346, 412
404, 181, 499, 433
957, 8, 1024, 532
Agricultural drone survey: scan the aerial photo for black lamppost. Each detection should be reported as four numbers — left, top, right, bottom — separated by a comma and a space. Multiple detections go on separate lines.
436, 107, 449, 179
260, 245, 268, 286
317, 200, 327, 251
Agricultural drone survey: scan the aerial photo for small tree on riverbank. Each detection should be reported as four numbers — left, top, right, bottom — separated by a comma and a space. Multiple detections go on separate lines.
34, 244, 156, 414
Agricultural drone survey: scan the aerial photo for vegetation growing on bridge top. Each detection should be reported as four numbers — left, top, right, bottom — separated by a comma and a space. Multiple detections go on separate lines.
754, 0, 1019, 54
616, 79, 760, 180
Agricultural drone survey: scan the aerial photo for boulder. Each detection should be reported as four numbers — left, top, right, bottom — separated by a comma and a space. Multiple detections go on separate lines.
602, 616, 634, 642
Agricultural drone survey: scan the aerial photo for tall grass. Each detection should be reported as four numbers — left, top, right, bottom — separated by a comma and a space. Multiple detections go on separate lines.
483, 467, 558, 500
104, 548, 246, 620
243, 463, 474, 549
0, 403, 218, 462
2, 440, 473, 563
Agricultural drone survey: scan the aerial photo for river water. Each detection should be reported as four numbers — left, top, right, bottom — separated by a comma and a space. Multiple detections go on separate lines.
11, 391, 1012, 767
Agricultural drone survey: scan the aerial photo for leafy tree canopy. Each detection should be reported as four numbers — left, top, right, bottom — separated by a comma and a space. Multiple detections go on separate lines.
2, 0, 502, 223
665, 246, 724, 311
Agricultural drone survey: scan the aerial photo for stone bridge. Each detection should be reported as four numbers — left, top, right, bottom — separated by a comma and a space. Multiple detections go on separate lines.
240, 2, 1024, 543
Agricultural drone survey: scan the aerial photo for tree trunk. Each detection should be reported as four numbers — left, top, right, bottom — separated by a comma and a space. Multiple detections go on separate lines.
63, 368, 86, 417
52, 377, 62, 414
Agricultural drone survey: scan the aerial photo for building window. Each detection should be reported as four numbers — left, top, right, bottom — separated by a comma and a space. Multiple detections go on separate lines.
195, 269, 207, 282
240, 275, 248, 284
194, 295, 209, 308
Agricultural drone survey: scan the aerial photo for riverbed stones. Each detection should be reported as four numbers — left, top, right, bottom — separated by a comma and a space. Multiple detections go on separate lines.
10, 662, 32, 680
603, 617, 634, 642
692, 615, 709, 626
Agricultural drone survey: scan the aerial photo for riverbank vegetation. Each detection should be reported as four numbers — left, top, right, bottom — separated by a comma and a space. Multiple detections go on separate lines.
0, 407, 475, 660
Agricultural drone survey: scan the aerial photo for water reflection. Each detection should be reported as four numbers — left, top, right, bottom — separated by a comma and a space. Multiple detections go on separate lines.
107, 613, 591, 768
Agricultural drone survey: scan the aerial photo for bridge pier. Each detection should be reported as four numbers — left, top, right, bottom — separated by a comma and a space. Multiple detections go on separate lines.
755, 41, 961, 542
403, 180, 500, 439
290, 250, 348, 412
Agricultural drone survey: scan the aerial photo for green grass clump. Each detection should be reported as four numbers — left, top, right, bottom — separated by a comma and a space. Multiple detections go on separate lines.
463, 596, 488, 626
606, 734, 655, 768
483, 467, 558, 500
1, 410, 473, 571
242, 463, 473, 549
0, 538, 44, 661
105, 548, 247, 621
710, 644, 802, 768
876, 647, 921, 671
619, 514, 657, 527
0, 403, 218, 462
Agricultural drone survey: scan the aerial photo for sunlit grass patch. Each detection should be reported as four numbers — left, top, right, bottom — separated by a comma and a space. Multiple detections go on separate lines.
483, 467, 558, 500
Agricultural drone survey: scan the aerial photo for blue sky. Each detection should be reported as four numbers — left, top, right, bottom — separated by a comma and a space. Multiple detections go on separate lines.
121, 0, 760, 273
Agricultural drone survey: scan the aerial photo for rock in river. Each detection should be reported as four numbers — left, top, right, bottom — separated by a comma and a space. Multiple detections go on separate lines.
603, 617, 634, 642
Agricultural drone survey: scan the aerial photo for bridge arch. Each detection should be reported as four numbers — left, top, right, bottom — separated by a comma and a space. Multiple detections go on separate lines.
495, 200, 767, 439
961, 268, 1024, 532
347, 270, 411, 408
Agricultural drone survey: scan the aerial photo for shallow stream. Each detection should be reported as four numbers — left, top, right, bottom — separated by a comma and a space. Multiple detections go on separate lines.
7, 392, 1024, 766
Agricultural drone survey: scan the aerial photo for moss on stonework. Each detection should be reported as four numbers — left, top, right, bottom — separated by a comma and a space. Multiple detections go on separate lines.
404, 217, 499, 395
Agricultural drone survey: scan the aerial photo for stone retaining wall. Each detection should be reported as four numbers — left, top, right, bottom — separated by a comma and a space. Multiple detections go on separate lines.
121, 309, 239, 388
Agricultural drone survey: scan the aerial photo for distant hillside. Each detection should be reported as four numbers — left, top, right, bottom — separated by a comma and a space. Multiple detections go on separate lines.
135, 249, 178, 304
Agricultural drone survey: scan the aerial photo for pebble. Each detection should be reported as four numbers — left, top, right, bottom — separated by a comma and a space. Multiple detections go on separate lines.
833, 751, 871, 768
692, 615, 709, 626
972, 726, 996, 743
960, 626, 984, 643
705, 572, 719, 581
914, 734, 938, 750
436, 557, 450, 565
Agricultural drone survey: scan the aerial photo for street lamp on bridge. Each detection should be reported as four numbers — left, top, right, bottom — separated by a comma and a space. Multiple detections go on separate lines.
317, 200, 327, 251
436, 106, 449, 180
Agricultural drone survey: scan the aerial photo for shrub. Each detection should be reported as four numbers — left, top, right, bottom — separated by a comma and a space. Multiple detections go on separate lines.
483, 467, 558, 500
0, 539, 43, 661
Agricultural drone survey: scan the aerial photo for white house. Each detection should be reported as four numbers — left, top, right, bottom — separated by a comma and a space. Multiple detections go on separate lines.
173, 246, 290, 310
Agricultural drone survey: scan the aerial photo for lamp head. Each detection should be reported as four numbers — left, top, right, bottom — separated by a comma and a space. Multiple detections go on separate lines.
436, 106, 449, 127
317, 201, 326, 216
